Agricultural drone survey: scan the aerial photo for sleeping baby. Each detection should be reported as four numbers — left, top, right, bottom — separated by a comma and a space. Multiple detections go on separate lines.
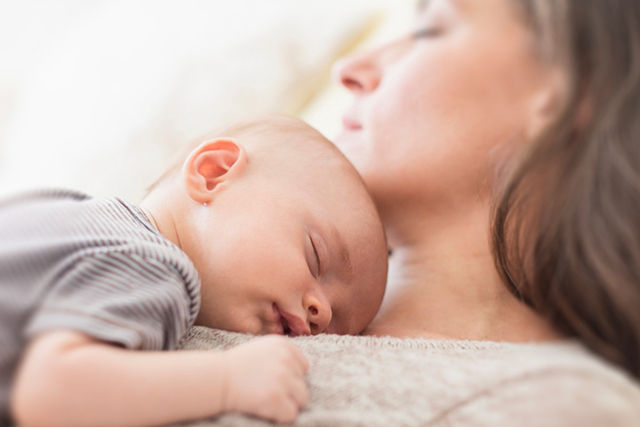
0, 115, 388, 426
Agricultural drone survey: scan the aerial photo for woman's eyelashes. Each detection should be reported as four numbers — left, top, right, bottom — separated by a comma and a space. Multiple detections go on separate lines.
412, 27, 442, 39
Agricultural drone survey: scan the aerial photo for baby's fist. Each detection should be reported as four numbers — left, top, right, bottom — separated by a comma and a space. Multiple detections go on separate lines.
222, 335, 309, 423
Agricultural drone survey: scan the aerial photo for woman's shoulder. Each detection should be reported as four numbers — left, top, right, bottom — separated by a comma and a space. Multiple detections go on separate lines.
440, 356, 640, 426
416, 338, 640, 425
312, 335, 640, 425
181, 328, 640, 426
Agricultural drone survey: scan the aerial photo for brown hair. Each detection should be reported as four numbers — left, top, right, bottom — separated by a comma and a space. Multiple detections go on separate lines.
492, 0, 640, 378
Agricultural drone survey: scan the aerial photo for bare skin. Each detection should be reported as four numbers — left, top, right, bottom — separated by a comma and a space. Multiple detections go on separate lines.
333, 0, 563, 342
12, 331, 308, 426
365, 206, 559, 341
10, 118, 388, 426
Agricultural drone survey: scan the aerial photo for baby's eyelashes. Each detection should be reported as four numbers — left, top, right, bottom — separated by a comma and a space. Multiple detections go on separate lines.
305, 233, 321, 278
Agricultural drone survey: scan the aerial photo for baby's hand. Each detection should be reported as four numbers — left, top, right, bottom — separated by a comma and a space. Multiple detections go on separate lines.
222, 335, 309, 423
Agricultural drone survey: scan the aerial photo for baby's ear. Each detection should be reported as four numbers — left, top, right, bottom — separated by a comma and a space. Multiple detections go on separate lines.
182, 139, 247, 204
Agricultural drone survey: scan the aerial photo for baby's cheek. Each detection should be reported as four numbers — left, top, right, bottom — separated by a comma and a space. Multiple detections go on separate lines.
229, 311, 264, 335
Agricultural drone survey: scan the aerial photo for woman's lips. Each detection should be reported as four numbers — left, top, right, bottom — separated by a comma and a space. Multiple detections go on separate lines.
342, 116, 362, 131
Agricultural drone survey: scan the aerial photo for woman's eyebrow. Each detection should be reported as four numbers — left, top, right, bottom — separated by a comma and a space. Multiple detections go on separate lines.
417, 0, 464, 13
416, 0, 431, 12
330, 225, 353, 278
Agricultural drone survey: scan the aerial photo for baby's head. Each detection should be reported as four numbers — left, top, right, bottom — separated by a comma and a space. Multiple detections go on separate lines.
143, 116, 388, 336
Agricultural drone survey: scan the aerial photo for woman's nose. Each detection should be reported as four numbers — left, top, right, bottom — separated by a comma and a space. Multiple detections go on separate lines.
332, 50, 381, 94
303, 290, 332, 334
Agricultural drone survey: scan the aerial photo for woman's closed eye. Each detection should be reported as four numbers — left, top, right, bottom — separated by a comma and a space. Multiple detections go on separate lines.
412, 27, 442, 39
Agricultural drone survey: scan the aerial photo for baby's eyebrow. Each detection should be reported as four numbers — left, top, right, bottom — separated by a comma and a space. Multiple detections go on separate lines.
331, 225, 352, 278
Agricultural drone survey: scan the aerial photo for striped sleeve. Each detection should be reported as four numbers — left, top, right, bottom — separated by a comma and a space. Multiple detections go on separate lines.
24, 251, 193, 351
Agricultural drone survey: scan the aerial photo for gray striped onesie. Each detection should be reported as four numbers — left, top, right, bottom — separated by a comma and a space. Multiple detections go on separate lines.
0, 189, 201, 424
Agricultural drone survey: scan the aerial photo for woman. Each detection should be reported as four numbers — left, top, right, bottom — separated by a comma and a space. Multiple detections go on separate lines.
186, 0, 640, 424
334, 0, 640, 375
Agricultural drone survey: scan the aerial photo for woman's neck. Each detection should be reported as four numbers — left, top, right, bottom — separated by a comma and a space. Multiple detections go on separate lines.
365, 203, 560, 342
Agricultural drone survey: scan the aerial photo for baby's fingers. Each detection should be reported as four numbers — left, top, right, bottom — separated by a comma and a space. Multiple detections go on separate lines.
272, 397, 300, 425
284, 341, 309, 375
288, 375, 309, 409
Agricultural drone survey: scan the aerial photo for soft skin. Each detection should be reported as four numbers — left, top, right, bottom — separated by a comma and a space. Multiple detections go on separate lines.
143, 125, 388, 337
10, 118, 388, 426
333, 0, 562, 341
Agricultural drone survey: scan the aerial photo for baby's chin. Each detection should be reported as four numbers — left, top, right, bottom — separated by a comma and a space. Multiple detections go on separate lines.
225, 316, 283, 336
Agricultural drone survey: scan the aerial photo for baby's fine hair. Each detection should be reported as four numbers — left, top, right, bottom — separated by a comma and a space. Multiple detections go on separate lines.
146, 115, 340, 194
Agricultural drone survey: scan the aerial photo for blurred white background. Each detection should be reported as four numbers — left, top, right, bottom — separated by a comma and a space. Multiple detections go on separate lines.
0, 1, 415, 201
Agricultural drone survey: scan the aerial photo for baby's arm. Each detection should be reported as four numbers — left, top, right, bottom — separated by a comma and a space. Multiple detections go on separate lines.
11, 330, 309, 426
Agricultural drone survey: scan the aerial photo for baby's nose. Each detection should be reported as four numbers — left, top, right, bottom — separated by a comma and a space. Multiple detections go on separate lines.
303, 291, 332, 334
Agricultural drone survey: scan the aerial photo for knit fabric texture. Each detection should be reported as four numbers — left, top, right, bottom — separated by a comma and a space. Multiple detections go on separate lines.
178, 326, 640, 426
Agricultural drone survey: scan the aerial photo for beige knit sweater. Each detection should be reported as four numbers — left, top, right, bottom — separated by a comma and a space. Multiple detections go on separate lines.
178, 326, 640, 426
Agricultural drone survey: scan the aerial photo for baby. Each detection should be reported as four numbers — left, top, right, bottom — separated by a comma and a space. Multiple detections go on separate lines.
0, 116, 388, 426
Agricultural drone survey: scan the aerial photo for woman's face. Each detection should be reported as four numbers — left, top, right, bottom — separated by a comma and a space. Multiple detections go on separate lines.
334, 0, 553, 222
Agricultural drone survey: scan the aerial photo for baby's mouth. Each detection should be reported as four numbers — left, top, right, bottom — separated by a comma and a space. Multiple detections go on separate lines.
280, 315, 292, 335
273, 303, 310, 337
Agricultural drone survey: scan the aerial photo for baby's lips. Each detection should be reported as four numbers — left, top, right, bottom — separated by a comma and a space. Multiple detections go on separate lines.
280, 310, 311, 336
